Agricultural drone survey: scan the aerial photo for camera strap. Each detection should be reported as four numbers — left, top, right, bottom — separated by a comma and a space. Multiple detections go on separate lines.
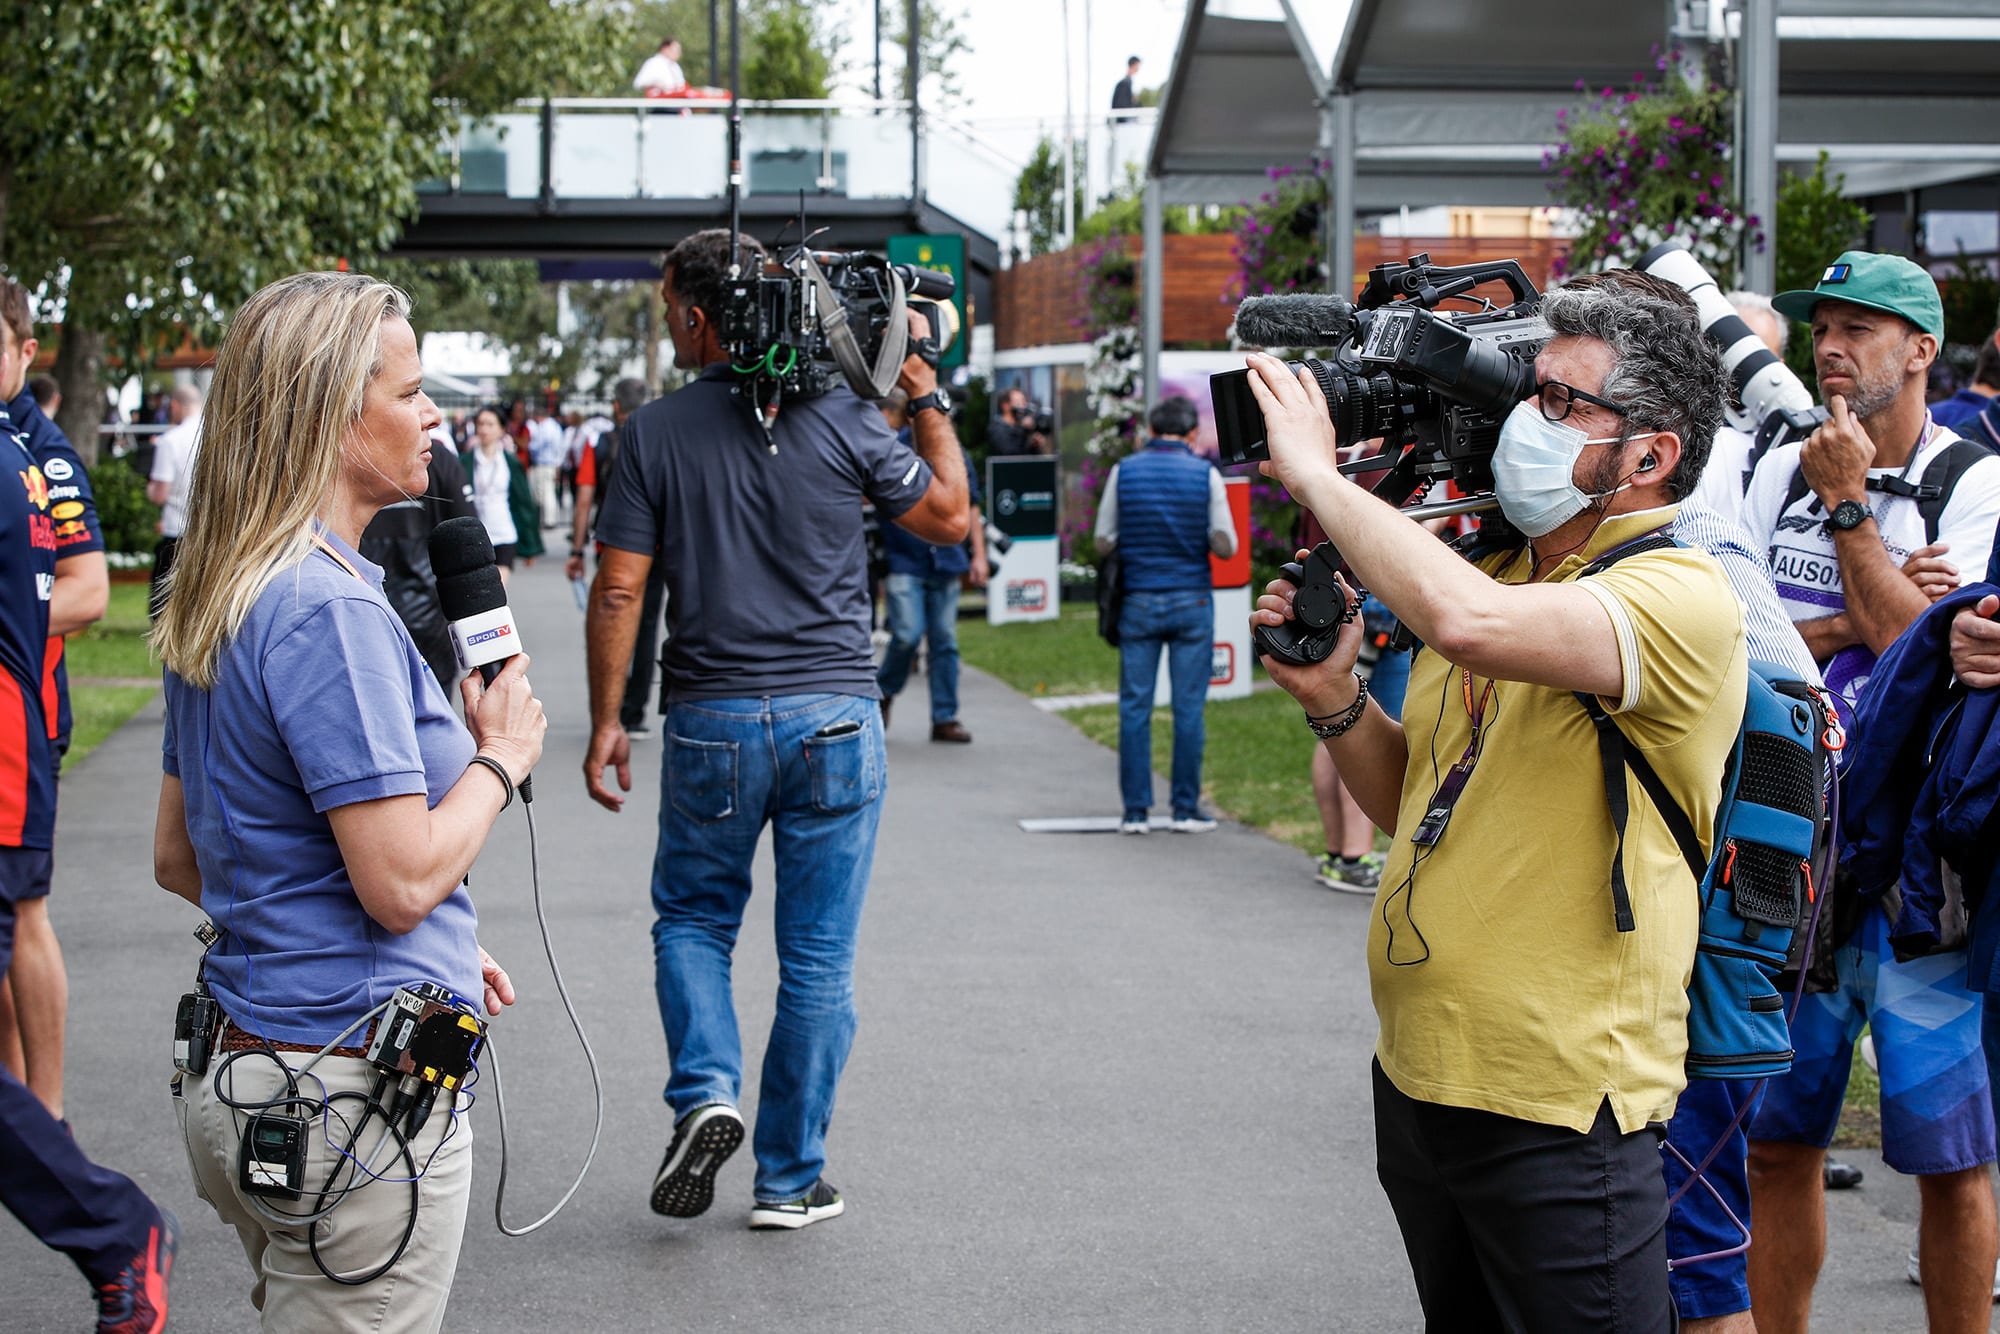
802, 252, 907, 400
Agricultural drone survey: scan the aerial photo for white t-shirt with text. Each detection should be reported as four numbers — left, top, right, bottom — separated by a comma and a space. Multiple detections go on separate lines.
1740, 423, 2000, 709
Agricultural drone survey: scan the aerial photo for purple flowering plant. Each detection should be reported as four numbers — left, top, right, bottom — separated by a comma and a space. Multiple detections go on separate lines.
1547, 53, 1762, 283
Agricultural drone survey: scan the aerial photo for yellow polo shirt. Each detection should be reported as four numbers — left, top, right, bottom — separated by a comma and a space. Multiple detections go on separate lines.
1368, 506, 1747, 1134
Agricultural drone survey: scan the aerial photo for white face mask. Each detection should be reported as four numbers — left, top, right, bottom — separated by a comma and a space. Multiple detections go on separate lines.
1491, 398, 1657, 538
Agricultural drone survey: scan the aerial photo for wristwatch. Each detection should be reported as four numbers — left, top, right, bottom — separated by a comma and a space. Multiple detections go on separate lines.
1827, 499, 1873, 532
909, 388, 952, 417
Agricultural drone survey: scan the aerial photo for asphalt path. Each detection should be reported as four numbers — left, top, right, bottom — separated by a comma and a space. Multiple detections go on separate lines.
2, 553, 1973, 1331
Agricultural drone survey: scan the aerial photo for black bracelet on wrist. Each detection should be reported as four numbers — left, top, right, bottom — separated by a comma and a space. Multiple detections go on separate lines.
1304, 673, 1370, 739
468, 754, 515, 810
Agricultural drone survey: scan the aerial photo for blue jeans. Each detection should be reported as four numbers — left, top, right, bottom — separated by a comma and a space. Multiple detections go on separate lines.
1117, 589, 1212, 821
651, 693, 886, 1203
877, 571, 961, 724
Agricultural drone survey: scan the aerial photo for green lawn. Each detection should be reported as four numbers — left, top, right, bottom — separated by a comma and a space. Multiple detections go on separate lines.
61, 581, 158, 768
955, 605, 1121, 698
957, 606, 1328, 851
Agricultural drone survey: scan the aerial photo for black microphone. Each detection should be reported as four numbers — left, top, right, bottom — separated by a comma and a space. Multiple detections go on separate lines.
429, 516, 532, 804
1233, 293, 1359, 349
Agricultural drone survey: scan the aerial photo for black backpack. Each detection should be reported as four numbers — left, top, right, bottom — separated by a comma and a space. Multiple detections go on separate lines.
1777, 436, 1994, 545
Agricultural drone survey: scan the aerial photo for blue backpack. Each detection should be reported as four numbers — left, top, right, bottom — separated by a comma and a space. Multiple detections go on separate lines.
1577, 536, 1838, 1080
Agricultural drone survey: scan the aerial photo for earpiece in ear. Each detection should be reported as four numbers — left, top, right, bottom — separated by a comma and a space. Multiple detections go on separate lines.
1638, 455, 1658, 472
687, 316, 698, 329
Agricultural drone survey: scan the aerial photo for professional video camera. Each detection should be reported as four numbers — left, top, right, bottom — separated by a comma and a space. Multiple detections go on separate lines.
1004, 399, 1055, 436
717, 236, 958, 427
1214, 253, 1546, 664
1213, 253, 1549, 494
710, 41, 956, 445
1639, 241, 1828, 471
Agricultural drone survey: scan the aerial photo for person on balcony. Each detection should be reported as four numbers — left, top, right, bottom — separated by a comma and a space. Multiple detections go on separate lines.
634, 37, 688, 98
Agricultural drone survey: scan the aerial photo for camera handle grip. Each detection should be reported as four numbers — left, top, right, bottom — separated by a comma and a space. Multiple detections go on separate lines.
1252, 543, 1361, 667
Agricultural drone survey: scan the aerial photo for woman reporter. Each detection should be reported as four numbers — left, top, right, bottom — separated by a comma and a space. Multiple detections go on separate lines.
151, 272, 545, 1331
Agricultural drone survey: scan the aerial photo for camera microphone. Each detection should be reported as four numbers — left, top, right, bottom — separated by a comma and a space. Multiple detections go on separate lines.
429, 516, 533, 802
1233, 294, 1360, 349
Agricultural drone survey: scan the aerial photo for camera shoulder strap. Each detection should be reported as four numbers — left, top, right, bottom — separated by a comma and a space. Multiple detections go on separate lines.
803, 253, 908, 400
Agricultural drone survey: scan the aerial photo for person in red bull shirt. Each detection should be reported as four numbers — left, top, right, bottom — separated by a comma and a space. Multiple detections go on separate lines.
0, 399, 178, 1332
0, 277, 109, 1123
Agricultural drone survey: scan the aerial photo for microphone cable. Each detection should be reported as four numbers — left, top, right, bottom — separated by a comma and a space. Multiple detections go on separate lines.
487, 796, 607, 1236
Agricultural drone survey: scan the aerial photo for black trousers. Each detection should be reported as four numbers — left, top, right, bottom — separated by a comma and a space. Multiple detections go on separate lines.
1373, 1060, 1676, 1334
620, 557, 668, 728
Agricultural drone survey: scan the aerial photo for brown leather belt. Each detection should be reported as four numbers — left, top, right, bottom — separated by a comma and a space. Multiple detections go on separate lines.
217, 1021, 373, 1061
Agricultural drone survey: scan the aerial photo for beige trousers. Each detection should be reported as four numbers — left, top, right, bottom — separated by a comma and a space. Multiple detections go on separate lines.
176, 1049, 472, 1333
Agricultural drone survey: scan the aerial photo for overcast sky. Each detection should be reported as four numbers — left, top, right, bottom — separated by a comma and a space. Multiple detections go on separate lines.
825, 0, 1349, 153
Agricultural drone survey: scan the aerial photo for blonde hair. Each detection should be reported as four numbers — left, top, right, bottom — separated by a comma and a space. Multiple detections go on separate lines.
151, 271, 411, 688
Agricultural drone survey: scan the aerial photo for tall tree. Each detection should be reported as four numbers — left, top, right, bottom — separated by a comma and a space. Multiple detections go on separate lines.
744, 0, 838, 100
0, 1, 627, 460
1014, 137, 1083, 258
884, 0, 973, 109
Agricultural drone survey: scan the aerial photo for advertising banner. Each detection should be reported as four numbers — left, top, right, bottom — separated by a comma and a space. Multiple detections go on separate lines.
887, 234, 969, 370
987, 454, 1061, 624
1157, 475, 1253, 702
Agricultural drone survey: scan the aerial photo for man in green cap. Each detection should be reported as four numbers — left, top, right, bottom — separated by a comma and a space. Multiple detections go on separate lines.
1742, 249, 2000, 1334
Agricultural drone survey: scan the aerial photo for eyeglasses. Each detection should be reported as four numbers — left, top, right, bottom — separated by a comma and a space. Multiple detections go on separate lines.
1536, 380, 1632, 424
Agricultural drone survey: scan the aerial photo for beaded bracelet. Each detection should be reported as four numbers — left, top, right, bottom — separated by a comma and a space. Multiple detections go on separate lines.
1304, 673, 1370, 739
468, 754, 516, 810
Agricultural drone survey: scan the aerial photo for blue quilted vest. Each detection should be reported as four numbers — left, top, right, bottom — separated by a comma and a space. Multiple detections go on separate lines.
1115, 441, 1213, 593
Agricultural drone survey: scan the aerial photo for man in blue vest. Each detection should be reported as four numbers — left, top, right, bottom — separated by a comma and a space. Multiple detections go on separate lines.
1094, 395, 1236, 833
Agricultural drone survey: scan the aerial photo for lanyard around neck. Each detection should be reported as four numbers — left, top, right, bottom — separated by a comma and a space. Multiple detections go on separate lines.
312, 534, 363, 582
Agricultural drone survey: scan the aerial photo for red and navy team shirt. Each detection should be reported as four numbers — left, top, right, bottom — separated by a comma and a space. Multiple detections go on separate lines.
6, 393, 104, 747
0, 403, 58, 847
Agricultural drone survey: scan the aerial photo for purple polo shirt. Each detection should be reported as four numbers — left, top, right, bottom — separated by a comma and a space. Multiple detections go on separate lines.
162, 527, 481, 1045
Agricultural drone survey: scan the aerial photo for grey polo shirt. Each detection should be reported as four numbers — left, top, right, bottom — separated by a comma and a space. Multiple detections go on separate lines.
595, 363, 933, 702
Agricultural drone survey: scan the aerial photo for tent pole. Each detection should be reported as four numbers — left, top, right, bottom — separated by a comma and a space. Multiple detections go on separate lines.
1740, 0, 1778, 293
1325, 95, 1355, 297
1143, 175, 1164, 410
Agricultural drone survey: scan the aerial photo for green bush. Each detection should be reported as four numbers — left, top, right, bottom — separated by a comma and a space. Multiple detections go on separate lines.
88, 459, 160, 557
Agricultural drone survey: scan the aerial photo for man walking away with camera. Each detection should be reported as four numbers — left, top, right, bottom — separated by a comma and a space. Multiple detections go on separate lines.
1095, 395, 1236, 833
1740, 252, 2000, 1334
1252, 274, 1745, 1330
583, 230, 967, 1230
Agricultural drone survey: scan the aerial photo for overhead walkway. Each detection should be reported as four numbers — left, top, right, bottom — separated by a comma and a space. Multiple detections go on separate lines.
397, 98, 1011, 300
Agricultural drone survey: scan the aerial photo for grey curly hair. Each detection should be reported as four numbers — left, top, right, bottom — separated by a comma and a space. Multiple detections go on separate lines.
1540, 269, 1726, 502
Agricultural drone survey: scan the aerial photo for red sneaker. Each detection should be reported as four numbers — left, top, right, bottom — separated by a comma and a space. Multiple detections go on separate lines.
96, 1208, 177, 1334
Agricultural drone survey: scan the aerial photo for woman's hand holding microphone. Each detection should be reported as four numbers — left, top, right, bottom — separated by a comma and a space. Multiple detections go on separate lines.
462, 654, 547, 788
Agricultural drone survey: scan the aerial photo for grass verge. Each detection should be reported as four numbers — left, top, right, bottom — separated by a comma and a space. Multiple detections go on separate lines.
954, 606, 1119, 698
61, 581, 158, 768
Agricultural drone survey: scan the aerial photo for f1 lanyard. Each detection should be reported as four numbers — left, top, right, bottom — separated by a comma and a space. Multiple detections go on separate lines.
1411, 668, 1496, 848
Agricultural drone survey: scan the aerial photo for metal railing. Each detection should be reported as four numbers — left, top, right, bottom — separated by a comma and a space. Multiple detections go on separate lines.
418, 98, 1027, 241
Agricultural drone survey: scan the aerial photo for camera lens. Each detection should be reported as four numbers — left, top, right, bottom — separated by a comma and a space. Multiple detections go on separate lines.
1302, 359, 1436, 445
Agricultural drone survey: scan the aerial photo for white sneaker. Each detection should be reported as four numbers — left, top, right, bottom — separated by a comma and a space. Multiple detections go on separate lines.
1906, 1241, 2000, 1299
1120, 818, 1150, 835
1170, 816, 1218, 833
